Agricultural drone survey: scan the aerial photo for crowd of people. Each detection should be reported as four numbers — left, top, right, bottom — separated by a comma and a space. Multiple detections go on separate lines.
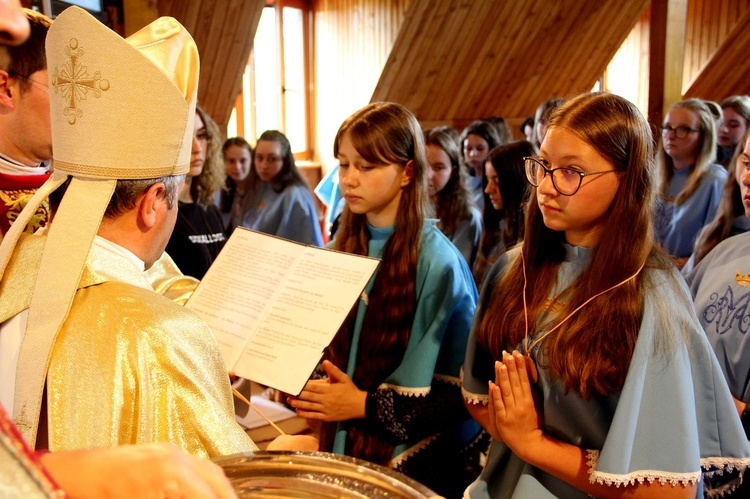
1, 2, 750, 498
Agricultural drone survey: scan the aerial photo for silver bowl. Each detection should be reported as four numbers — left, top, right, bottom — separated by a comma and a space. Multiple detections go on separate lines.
213, 451, 441, 498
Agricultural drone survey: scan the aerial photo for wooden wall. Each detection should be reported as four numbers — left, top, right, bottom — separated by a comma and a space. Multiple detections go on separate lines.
682, 0, 750, 99
372, 0, 650, 129
158, 0, 264, 129
312, 0, 412, 166
682, 0, 749, 89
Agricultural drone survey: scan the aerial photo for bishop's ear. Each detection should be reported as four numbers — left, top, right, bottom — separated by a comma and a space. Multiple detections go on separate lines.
138, 182, 168, 229
0, 70, 16, 109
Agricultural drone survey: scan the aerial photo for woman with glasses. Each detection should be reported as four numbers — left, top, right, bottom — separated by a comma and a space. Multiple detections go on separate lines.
462, 92, 749, 498
655, 99, 728, 267
228, 130, 323, 246
165, 106, 227, 279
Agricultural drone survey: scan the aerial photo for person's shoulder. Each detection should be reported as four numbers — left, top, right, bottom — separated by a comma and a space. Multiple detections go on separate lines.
74, 281, 214, 344
79, 281, 200, 325
700, 230, 750, 265
420, 221, 472, 270
705, 162, 729, 180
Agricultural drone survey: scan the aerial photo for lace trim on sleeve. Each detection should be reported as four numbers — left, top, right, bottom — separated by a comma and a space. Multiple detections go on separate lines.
377, 383, 430, 397
701, 456, 750, 474
702, 456, 750, 498
389, 434, 439, 468
462, 385, 489, 405
586, 449, 702, 487
434, 373, 461, 386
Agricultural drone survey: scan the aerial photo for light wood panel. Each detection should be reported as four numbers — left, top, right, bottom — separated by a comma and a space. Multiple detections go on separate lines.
372, 0, 650, 126
683, 3, 750, 99
312, 0, 412, 165
682, 0, 750, 91
158, 0, 265, 129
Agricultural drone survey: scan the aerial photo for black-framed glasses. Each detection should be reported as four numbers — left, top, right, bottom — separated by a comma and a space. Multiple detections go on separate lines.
659, 125, 699, 139
523, 156, 616, 196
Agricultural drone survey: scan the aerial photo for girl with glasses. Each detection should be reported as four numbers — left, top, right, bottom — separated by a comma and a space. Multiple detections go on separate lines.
227, 129, 323, 246
462, 92, 749, 498
655, 99, 728, 267
289, 102, 483, 497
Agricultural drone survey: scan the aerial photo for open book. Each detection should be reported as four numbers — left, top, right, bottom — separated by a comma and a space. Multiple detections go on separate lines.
185, 228, 379, 395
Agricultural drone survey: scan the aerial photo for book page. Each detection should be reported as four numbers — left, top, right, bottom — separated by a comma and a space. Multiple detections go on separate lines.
186, 229, 298, 369
186, 228, 379, 395
238, 244, 379, 394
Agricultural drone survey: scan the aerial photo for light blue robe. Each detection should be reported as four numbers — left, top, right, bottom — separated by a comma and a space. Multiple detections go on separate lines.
655, 164, 727, 258
463, 245, 750, 498
234, 181, 323, 246
445, 205, 482, 268
685, 230, 750, 403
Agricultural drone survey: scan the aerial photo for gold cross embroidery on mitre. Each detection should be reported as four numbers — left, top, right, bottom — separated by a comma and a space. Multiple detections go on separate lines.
51, 38, 110, 125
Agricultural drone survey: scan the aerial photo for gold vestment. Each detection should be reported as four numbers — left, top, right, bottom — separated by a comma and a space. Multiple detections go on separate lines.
0, 234, 256, 457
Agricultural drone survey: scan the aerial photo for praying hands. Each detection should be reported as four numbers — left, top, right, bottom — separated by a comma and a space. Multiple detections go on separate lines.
487, 350, 544, 462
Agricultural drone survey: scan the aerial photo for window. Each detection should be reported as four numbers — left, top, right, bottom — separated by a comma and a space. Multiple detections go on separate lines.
228, 1, 311, 159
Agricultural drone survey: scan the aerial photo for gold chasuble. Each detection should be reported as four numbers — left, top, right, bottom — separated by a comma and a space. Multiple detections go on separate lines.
0, 234, 255, 457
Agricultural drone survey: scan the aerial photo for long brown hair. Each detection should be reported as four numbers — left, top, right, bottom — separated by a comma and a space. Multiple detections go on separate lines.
692, 129, 750, 265
425, 126, 474, 237
472, 140, 534, 284
327, 102, 430, 464
191, 106, 225, 205
656, 99, 717, 206
477, 92, 669, 399
247, 130, 309, 193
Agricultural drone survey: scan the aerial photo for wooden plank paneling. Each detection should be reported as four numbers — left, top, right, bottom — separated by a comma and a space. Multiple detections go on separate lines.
371, 0, 650, 125
683, 6, 750, 99
682, 0, 750, 90
158, 0, 264, 129
312, 0, 411, 165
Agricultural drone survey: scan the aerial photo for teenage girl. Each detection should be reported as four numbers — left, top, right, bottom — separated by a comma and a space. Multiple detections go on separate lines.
228, 130, 323, 246
685, 129, 750, 271
462, 92, 750, 498
289, 102, 483, 497
459, 120, 501, 209
220, 136, 252, 227
425, 126, 482, 267
165, 106, 226, 279
472, 140, 535, 287
655, 99, 727, 266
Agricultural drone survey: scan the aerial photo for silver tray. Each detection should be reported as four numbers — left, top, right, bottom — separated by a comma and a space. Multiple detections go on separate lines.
213, 451, 441, 498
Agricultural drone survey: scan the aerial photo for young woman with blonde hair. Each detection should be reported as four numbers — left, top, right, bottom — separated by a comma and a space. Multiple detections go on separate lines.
289, 102, 483, 497
655, 98, 727, 266
463, 92, 749, 498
